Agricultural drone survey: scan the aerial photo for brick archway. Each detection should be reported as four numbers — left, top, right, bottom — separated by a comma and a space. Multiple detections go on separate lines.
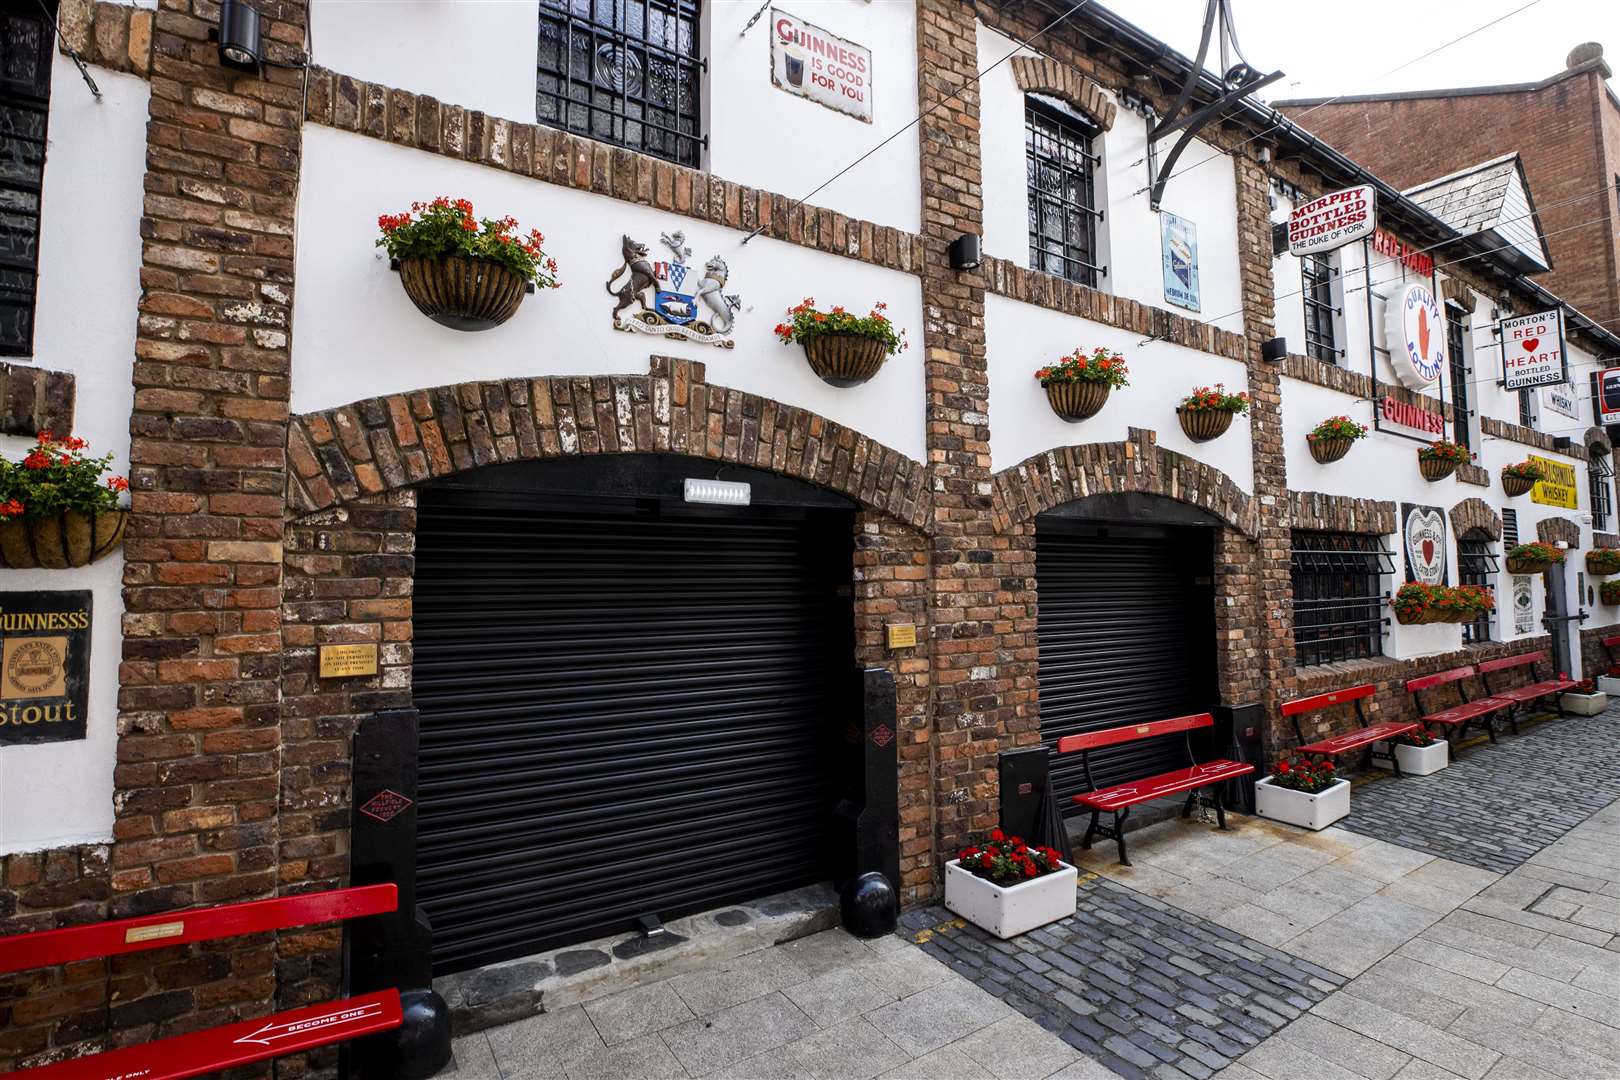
1449, 497, 1503, 540
990, 428, 1259, 536
1536, 516, 1583, 547
1010, 56, 1117, 131
1584, 426, 1612, 457
285, 356, 931, 532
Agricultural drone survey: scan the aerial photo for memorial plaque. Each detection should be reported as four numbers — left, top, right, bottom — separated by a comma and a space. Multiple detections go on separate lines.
886, 623, 917, 649
319, 643, 380, 678
0, 590, 91, 746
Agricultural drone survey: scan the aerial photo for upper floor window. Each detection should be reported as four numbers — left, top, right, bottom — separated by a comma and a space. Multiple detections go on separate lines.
1301, 252, 1339, 364
1446, 305, 1470, 449
0, 1, 53, 356
536, 0, 703, 169
1591, 452, 1613, 532
1026, 95, 1103, 288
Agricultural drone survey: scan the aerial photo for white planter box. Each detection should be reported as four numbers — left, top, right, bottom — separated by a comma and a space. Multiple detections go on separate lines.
1371, 739, 1449, 776
1254, 776, 1350, 831
943, 858, 1078, 939
1597, 676, 1620, 697
1561, 691, 1608, 716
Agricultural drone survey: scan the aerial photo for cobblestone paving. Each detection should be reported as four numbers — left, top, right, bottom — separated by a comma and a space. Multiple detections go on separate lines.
899, 876, 1347, 1080
1333, 710, 1620, 874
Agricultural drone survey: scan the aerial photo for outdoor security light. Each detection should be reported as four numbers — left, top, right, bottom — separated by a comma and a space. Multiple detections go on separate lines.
216, 0, 262, 72
683, 478, 751, 506
1262, 337, 1288, 363
948, 233, 982, 271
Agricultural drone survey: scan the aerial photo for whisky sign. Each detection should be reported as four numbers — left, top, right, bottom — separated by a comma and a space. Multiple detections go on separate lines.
1528, 454, 1578, 509
0, 591, 91, 745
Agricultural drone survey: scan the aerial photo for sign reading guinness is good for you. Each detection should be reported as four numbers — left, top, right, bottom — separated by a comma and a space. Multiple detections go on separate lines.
0, 591, 91, 745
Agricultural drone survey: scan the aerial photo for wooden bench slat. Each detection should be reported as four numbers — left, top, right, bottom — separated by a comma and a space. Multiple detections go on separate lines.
1056, 713, 1213, 753
13, 989, 402, 1080
0, 884, 397, 975
1476, 651, 1547, 675
1281, 683, 1376, 717
1405, 665, 1480, 693
1072, 759, 1254, 810
1602, 635, 1620, 648
1298, 721, 1419, 757
1491, 679, 1578, 703
1419, 698, 1514, 727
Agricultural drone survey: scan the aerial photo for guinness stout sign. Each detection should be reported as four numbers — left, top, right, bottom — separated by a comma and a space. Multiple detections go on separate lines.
0, 590, 91, 745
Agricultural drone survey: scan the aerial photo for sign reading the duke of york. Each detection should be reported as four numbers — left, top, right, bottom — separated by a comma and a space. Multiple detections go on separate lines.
1528, 454, 1578, 509
1500, 309, 1566, 391
1287, 185, 1375, 257
1402, 504, 1447, 585
770, 10, 872, 123
0, 591, 91, 746
1386, 283, 1446, 390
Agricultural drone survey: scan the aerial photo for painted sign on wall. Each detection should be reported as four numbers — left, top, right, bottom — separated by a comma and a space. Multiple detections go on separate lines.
1386, 283, 1447, 390
1372, 229, 1435, 277
1541, 381, 1580, 421
1528, 453, 1578, 509
771, 10, 872, 123
1512, 576, 1534, 634
1381, 395, 1445, 439
1160, 212, 1199, 313
1402, 503, 1447, 585
1287, 185, 1375, 257
1500, 309, 1565, 390
0, 590, 91, 746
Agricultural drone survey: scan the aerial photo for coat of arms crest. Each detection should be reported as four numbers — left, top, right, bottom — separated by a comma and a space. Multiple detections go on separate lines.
605, 230, 742, 349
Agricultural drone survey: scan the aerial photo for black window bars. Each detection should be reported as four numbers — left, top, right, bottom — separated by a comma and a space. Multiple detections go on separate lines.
1458, 533, 1499, 644
0, 1, 54, 356
1291, 531, 1395, 667
1447, 308, 1470, 450
1591, 454, 1614, 533
1026, 94, 1104, 288
1301, 252, 1340, 365
536, 0, 704, 170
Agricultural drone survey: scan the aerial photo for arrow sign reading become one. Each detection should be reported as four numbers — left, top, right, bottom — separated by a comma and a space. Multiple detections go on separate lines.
235, 1001, 388, 1046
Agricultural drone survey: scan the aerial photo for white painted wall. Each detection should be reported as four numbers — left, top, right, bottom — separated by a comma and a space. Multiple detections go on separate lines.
0, 67, 148, 855
311, 0, 919, 232
977, 24, 1244, 336
985, 293, 1253, 490
294, 126, 926, 462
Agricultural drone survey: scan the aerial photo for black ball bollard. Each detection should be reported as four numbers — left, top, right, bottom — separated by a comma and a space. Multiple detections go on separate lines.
358, 987, 452, 1078
840, 871, 898, 939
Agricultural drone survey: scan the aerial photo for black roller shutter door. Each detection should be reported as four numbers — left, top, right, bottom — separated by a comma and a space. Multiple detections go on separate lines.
1037, 524, 1209, 804
412, 490, 850, 975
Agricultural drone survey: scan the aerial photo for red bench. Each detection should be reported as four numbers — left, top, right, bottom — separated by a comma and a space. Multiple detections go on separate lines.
1405, 665, 1515, 751
2, 886, 402, 1080
1057, 713, 1254, 866
1600, 634, 1620, 676
1477, 650, 1579, 730
1282, 683, 1422, 776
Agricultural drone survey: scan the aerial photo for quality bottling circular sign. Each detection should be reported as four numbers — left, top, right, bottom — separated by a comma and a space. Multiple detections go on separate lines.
1403, 505, 1446, 585
1387, 284, 1446, 390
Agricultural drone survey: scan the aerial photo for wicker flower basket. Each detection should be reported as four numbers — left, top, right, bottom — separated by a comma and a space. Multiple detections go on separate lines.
1418, 455, 1459, 482
803, 333, 889, 387
1307, 435, 1353, 464
1505, 555, 1555, 574
1585, 551, 1620, 576
1502, 472, 1536, 497
1177, 407, 1235, 442
1043, 380, 1111, 422
0, 509, 128, 569
397, 255, 528, 331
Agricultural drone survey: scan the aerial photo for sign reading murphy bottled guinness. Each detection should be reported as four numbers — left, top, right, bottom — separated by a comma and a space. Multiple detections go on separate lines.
0, 590, 91, 745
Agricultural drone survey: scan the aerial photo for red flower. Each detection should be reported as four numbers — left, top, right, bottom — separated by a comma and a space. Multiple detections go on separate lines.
107, 476, 129, 492
990, 828, 1005, 842
22, 449, 50, 470
0, 498, 22, 519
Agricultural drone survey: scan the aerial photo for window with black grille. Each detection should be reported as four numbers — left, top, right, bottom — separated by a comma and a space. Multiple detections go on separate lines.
1518, 388, 1534, 428
1447, 306, 1470, 449
0, 1, 53, 355
1301, 253, 1339, 364
1291, 531, 1394, 667
1026, 95, 1103, 287
1591, 453, 1613, 532
1458, 530, 1499, 644
536, 0, 703, 169
1503, 508, 1519, 547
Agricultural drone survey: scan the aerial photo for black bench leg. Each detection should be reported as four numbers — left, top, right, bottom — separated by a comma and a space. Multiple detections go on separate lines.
1505, 706, 1521, 735
1212, 786, 1230, 831
1081, 810, 1098, 851
1181, 791, 1198, 819
1483, 714, 1498, 743
1114, 808, 1131, 866
1554, 695, 1566, 719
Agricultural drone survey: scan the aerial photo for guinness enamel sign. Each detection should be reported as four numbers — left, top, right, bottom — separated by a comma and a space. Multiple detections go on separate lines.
0, 591, 91, 745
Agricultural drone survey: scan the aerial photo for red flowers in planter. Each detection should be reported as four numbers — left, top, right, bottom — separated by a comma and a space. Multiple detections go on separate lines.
957, 829, 1065, 886
1270, 757, 1338, 794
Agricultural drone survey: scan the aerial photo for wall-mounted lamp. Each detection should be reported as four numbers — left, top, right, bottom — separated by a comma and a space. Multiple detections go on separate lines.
948, 233, 981, 272
1261, 336, 1288, 363
684, 478, 751, 506
213, 0, 263, 73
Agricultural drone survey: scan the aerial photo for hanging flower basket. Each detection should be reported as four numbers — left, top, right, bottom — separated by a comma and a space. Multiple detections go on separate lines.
0, 509, 128, 569
802, 332, 891, 387
1175, 385, 1247, 442
1504, 542, 1564, 574
775, 300, 907, 388
1417, 439, 1472, 483
1046, 380, 1112, 422
1501, 473, 1535, 497
1418, 455, 1459, 482
1586, 549, 1620, 576
1307, 435, 1353, 464
377, 197, 559, 332
396, 256, 529, 331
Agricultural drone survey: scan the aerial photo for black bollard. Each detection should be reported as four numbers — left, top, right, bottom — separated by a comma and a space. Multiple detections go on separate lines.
840, 871, 898, 938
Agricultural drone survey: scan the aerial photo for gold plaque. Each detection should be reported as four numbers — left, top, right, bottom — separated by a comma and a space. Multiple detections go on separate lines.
3, 636, 67, 700
886, 623, 917, 649
125, 920, 185, 944
319, 644, 380, 678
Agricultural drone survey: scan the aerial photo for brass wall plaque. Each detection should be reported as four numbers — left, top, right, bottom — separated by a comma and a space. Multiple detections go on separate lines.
0, 591, 91, 746
886, 623, 917, 649
125, 920, 184, 944
319, 643, 380, 679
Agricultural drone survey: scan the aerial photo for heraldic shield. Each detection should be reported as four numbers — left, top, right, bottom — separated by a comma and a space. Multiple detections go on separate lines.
606, 229, 742, 349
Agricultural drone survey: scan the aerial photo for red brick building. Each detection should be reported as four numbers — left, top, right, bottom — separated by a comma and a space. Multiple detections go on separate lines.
1275, 43, 1620, 332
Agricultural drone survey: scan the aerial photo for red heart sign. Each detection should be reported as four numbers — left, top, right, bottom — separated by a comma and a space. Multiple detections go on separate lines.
1417, 308, 1431, 360
1422, 539, 1435, 564
1522, 337, 1540, 352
